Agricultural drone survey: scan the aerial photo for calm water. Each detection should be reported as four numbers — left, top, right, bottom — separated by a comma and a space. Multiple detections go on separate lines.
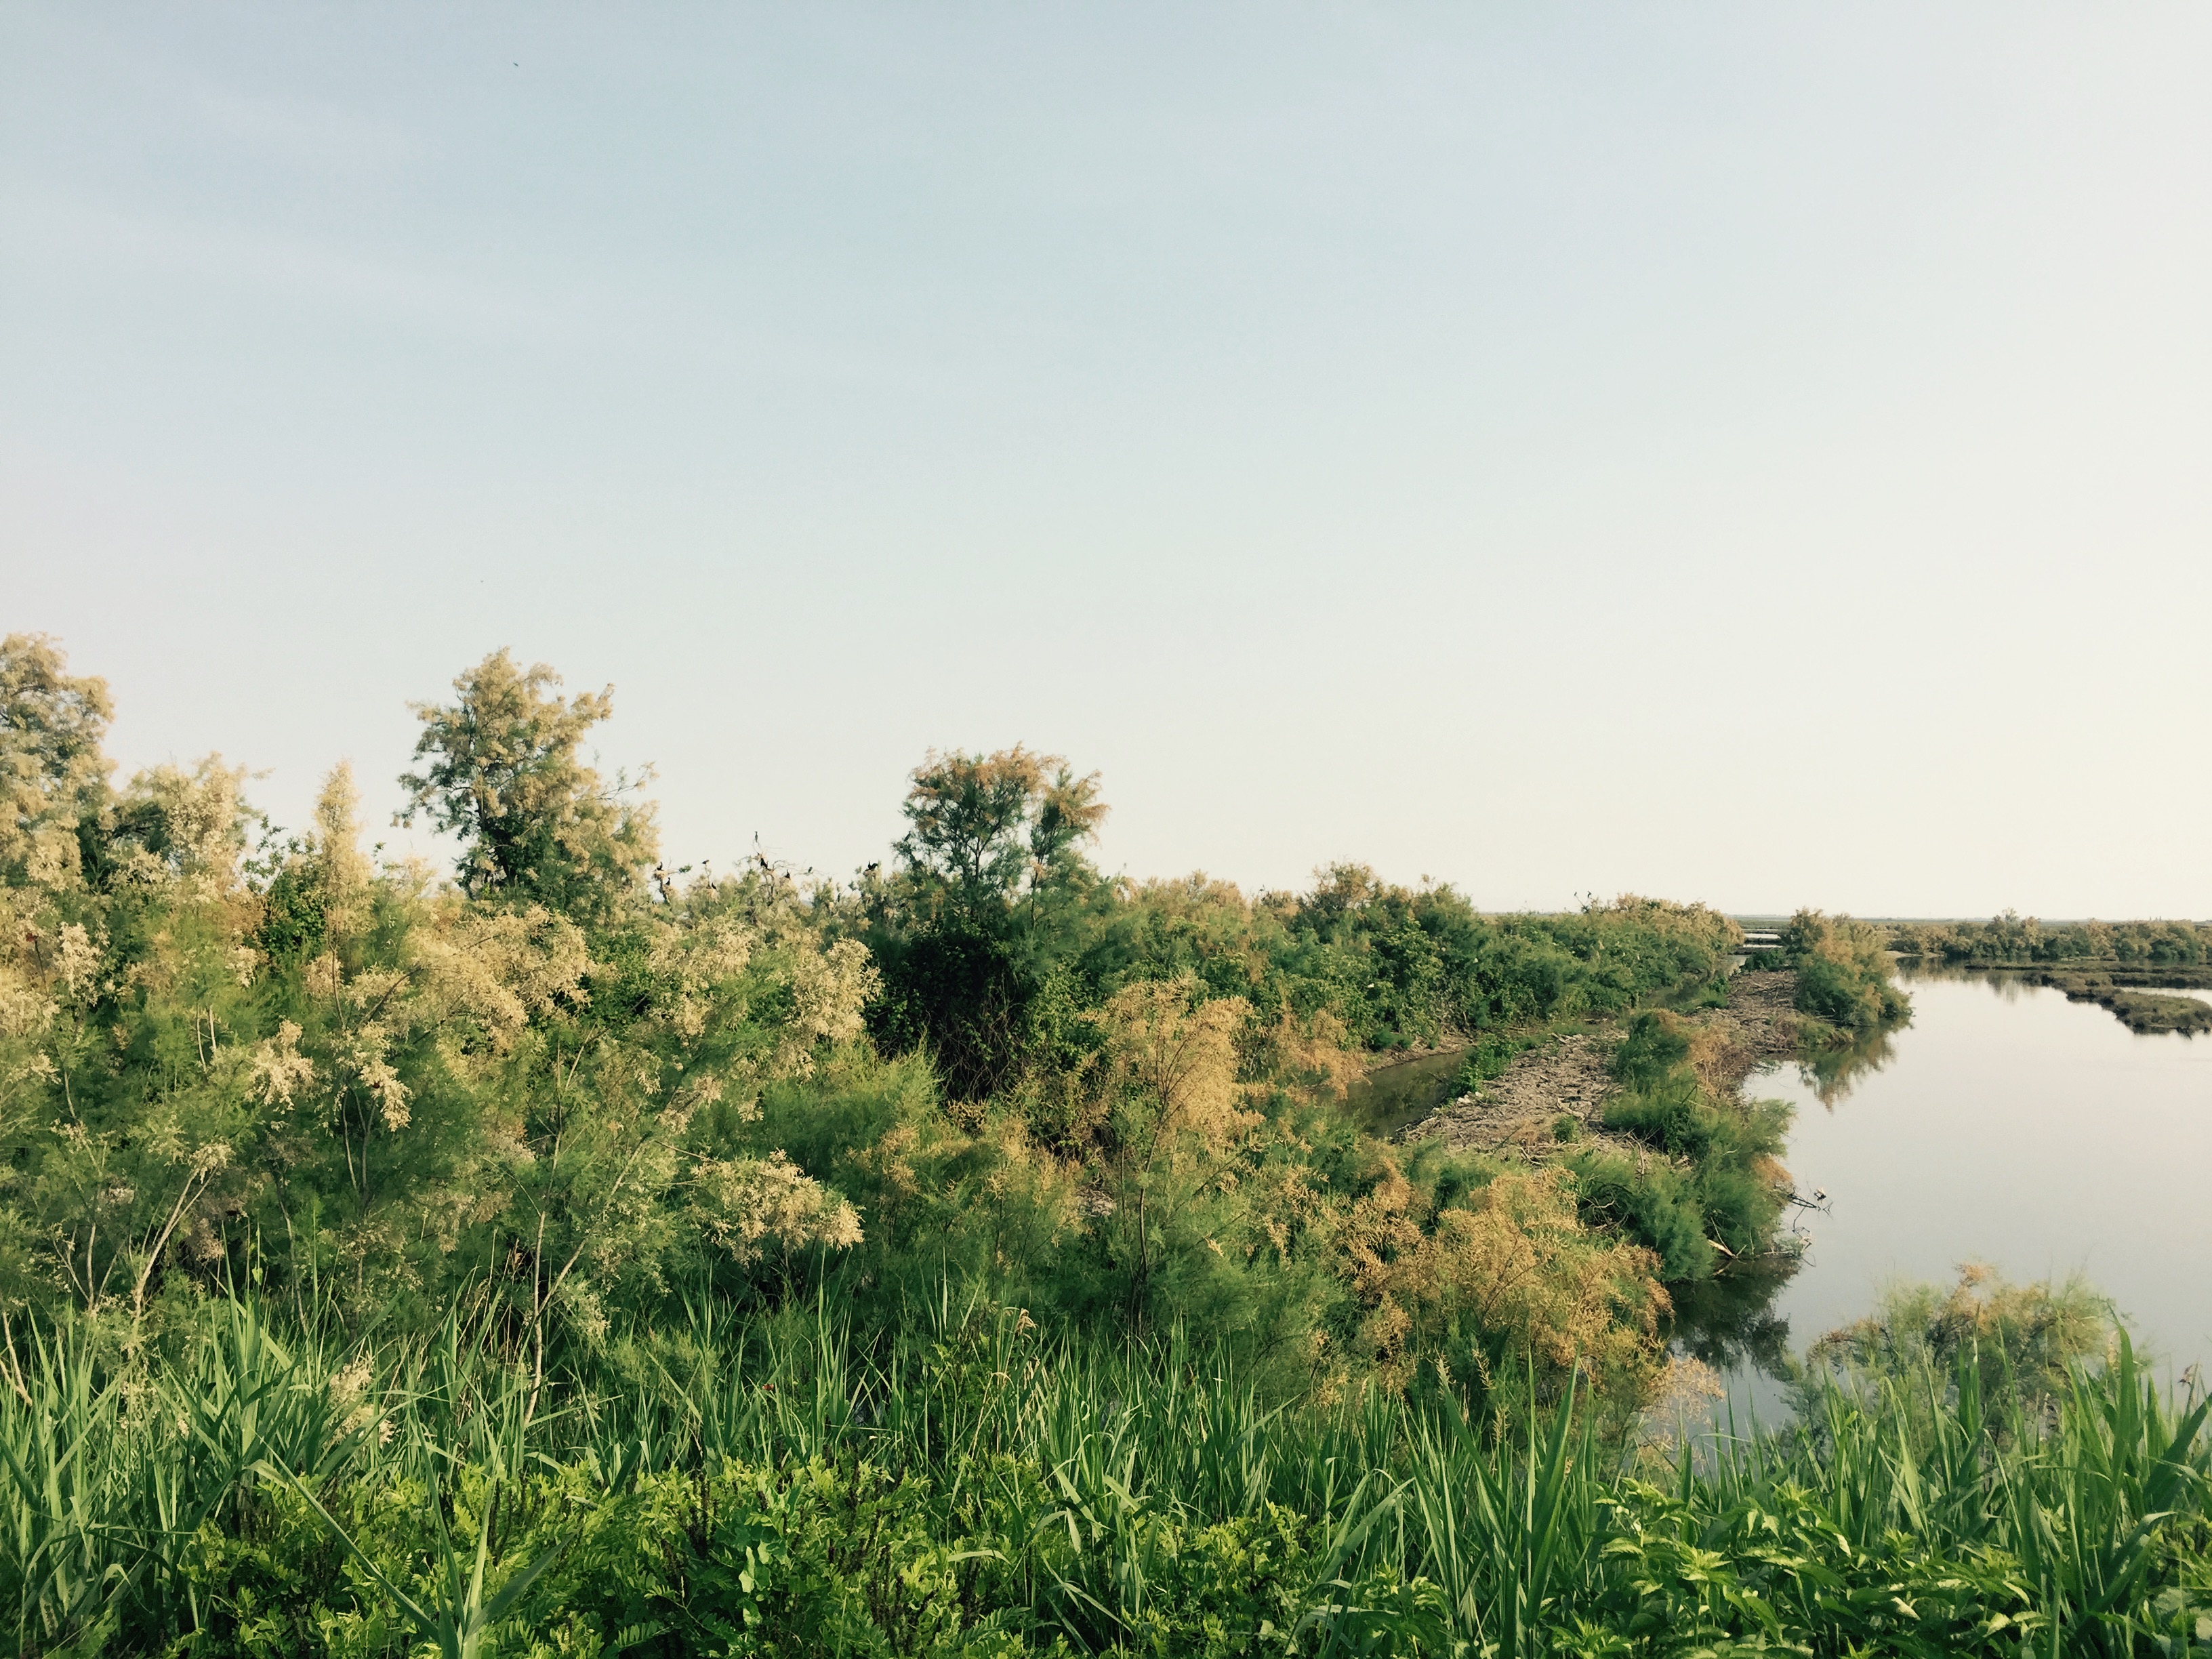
1676, 967, 2212, 1416
1349, 1048, 1469, 1139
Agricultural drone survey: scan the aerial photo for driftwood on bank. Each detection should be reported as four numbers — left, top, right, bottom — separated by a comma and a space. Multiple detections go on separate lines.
1400, 970, 1809, 1157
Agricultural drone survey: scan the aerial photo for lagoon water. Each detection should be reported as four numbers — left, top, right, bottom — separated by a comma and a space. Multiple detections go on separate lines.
1679, 967, 2212, 1418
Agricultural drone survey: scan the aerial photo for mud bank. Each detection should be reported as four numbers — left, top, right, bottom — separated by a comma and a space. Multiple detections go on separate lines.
1401, 970, 1810, 1155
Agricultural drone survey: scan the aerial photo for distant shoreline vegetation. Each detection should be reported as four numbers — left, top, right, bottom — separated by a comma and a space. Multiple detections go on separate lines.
2008, 971, 2212, 1036
1887, 912, 2212, 969
1879, 915, 2212, 1034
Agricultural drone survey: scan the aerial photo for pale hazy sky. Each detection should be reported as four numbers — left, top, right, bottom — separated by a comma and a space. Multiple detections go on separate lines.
5, 5, 2209, 918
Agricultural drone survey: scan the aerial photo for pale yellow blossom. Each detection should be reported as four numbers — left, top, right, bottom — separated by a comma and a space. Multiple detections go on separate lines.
688, 1151, 862, 1263
56, 925, 102, 1001
248, 1021, 318, 1107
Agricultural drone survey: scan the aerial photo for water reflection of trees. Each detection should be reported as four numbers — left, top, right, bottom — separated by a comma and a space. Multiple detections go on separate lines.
1790, 1023, 1899, 1106
1899, 961, 2041, 1002
1666, 1257, 1803, 1382
1685, 997, 1920, 1380
1668, 994, 1921, 1379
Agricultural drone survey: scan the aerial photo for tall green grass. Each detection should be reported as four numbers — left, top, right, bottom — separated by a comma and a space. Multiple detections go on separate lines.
2, 1290, 2205, 1656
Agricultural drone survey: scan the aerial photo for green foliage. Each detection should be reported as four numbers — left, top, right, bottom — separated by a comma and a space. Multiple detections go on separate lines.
1568, 1151, 1715, 1283
1894, 911, 2212, 969
398, 648, 659, 918
0, 633, 115, 891
1569, 1015, 1794, 1284
3, 1288, 2205, 1657
892, 745, 1107, 926
0, 640, 1729, 1433
2, 635, 1961, 1656
1603, 1082, 1722, 1167
0, 644, 881, 1353
2022, 972, 2212, 1035
1608, 1012, 1692, 1092
861, 747, 1110, 1103
866, 843, 1742, 1111
1453, 1030, 1546, 1095
1218, 876, 1740, 1053
1805, 1263, 2116, 1411
1771, 909, 1910, 1031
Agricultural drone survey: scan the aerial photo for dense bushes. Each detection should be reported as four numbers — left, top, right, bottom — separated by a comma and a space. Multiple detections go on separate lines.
6, 634, 2154, 1654
0, 637, 1742, 1427
0, 638, 1952, 1653
1757, 909, 1911, 1031
861, 846, 1743, 1104
1565, 1153, 1714, 1283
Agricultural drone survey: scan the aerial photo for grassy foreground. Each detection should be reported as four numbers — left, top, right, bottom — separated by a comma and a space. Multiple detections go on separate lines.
5, 1292, 2207, 1658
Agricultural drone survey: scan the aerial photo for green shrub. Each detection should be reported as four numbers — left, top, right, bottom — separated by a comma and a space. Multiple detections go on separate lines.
1568, 1150, 1715, 1282
1782, 909, 1908, 1031
1601, 1080, 1715, 1164
1607, 1012, 1691, 1092
1580, 1015, 1793, 1284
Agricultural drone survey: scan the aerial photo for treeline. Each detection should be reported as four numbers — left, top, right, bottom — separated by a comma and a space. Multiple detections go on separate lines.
1891, 912, 2212, 968
0, 635, 1785, 1422
847, 744, 1744, 1104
